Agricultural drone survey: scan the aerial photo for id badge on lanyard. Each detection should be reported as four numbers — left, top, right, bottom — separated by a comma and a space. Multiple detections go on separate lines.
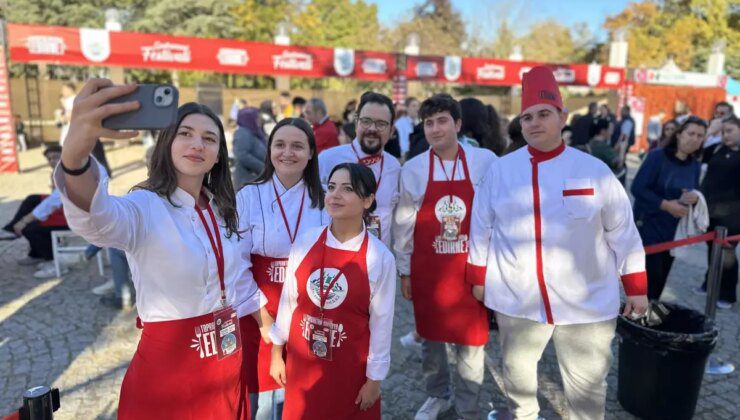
195, 194, 242, 360
440, 215, 461, 241
308, 317, 334, 361
367, 214, 381, 240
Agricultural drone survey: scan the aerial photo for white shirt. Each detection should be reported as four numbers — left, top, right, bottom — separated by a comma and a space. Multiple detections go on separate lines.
467, 145, 646, 325
393, 144, 497, 275
31, 189, 62, 221
394, 116, 414, 156
237, 176, 329, 258
318, 139, 401, 248
54, 160, 265, 322
269, 226, 397, 381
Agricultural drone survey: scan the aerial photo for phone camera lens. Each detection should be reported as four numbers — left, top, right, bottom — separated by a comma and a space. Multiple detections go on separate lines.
155, 96, 163, 103
164, 88, 171, 95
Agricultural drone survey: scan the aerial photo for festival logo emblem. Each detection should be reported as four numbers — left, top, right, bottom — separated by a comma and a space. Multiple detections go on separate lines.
141, 42, 191, 63
334, 48, 355, 77
553, 68, 576, 83
79, 28, 111, 63
26, 36, 66, 56
307, 268, 348, 310
444, 56, 462, 81
266, 260, 288, 283
476, 64, 505, 81
433, 196, 469, 254
272, 51, 313, 71
190, 321, 218, 359
217, 48, 249, 66
587, 63, 602, 87
361, 58, 387, 75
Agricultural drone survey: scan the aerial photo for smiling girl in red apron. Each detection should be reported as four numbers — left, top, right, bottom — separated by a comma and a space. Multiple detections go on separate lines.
269, 163, 396, 420
236, 118, 328, 419
53, 85, 274, 420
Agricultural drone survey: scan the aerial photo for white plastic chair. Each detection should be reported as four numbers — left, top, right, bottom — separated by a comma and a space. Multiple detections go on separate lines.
51, 230, 104, 278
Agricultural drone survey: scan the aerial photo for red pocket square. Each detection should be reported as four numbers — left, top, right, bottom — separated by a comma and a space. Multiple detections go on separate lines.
562, 188, 595, 196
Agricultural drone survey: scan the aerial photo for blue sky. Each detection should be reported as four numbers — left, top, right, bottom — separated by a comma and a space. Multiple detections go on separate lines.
367, 0, 633, 42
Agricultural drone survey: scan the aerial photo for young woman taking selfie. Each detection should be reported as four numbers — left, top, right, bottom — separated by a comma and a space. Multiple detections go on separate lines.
55, 79, 272, 419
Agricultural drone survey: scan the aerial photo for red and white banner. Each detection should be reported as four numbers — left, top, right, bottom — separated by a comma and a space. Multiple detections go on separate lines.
0, 40, 19, 173
8, 23, 624, 88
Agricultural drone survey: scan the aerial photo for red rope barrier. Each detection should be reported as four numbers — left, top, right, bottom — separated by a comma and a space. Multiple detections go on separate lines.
644, 231, 717, 255
719, 234, 740, 246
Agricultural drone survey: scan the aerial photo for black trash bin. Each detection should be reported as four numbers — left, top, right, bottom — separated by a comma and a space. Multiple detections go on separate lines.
617, 302, 718, 420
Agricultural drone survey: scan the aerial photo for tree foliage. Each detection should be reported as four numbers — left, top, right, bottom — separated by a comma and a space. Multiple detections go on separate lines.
383, 0, 467, 56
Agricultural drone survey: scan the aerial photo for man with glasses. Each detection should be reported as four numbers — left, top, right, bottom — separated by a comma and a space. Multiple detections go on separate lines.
318, 91, 401, 248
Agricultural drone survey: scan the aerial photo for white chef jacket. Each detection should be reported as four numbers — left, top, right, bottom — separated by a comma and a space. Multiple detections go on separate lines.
393, 143, 497, 275
236, 175, 329, 259
31, 189, 62, 221
54, 159, 265, 322
318, 139, 401, 248
467, 144, 647, 325
269, 225, 397, 381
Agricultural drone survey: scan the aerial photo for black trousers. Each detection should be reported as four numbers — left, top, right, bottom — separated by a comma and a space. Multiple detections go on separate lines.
3, 194, 67, 260
701, 220, 739, 303
646, 251, 675, 300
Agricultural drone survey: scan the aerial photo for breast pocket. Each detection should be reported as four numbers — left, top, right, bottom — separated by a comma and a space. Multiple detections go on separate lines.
562, 178, 597, 220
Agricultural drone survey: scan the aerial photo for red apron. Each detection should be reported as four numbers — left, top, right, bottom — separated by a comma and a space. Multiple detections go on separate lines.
240, 254, 286, 396
410, 148, 489, 346
282, 228, 380, 420
118, 313, 246, 420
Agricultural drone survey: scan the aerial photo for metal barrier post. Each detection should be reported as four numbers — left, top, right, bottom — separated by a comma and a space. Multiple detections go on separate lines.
704, 226, 735, 375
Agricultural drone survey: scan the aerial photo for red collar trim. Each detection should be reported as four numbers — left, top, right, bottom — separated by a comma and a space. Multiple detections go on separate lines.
528, 141, 566, 162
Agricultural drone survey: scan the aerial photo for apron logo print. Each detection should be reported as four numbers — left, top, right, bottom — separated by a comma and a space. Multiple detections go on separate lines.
433, 196, 469, 254
307, 268, 348, 310
267, 260, 288, 283
190, 322, 218, 359
300, 314, 348, 348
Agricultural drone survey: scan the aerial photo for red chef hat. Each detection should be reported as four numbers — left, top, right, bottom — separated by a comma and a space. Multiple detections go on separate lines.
521, 66, 564, 114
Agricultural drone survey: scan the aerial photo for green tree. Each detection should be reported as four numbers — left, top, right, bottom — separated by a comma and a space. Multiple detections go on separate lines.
6, 0, 146, 27
519, 20, 579, 63
232, 0, 294, 43
383, 0, 467, 56
292, 0, 382, 51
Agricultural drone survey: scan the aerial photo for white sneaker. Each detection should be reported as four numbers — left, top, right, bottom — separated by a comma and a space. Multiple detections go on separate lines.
0, 230, 18, 240
36, 261, 54, 270
717, 300, 733, 310
400, 331, 423, 350
91, 279, 115, 296
33, 265, 68, 279
692, 286, 707, 296
414, 397, 451, 420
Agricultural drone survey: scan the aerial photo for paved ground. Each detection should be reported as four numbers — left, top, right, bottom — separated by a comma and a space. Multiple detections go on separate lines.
0, 145, 737, 419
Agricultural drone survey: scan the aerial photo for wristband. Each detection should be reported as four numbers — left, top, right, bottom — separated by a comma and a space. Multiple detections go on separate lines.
60, 157, 91, 176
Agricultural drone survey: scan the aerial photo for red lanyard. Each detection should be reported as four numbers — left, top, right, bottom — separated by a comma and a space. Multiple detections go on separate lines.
351, 143, 384, 190
272, 179, 306, 244
318, 228, 367, 317
435, 149, 460, 203
194, 193, 226, 306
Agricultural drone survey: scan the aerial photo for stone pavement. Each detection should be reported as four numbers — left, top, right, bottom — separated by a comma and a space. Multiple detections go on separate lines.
0, 145, 738, 419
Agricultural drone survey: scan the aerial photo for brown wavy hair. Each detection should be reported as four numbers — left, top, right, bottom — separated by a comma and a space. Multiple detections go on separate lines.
133, 102, 239, 237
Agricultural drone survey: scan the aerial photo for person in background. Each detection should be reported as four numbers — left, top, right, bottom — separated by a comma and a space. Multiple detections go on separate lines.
305, 98, 339, 153
58, 82, 76, 145
233, 107, 267, 189
259, 100, 278, 136
599, 103, 617, 139
231, 98, 249, 125
697, 115, 740, 309
703, 101, 734, 162
0, 145, 69, 276
631, 116, 707, 301
503, 116, 526, 154
570, 102, 598, 147
658, 119, 679, 150
588, 118, 620, 172
339, 122, 356, 145
485, 104, 506, 156
292, 97, 307, 119
561, 125, 573, 145
611, 105, 636, 185
14, 114, 27, 151
395, 97, 420, 159
278, 91, 293, 121
342, 99, 358, 124
459, 98, 497, 153
269, 163, 396, 420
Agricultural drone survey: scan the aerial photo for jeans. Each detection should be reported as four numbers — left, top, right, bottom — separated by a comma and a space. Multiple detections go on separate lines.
248, 389, 284, 420
109, 248, 134, 302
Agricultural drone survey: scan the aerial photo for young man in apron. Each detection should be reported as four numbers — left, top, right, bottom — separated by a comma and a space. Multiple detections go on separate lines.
394, 94, 497, 420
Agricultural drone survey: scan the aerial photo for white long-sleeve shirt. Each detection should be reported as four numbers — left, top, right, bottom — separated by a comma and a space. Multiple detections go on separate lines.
31, 189, 62, 221
318, 139, 401, 248
467, 145, 647, 325
54, 160, 265, 322
236, 175, 329, 259
393, 144, 497, 275
269, 226, 397, 380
